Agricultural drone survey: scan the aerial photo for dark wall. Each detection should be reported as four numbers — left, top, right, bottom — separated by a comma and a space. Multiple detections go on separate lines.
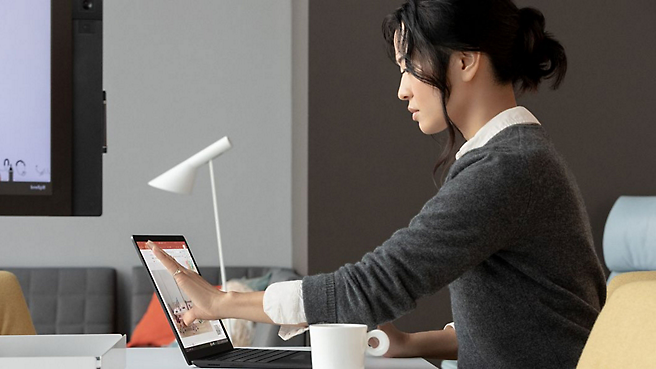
307, 0, 656, 340
514, 0, 656, 271
308, 0, 454, 335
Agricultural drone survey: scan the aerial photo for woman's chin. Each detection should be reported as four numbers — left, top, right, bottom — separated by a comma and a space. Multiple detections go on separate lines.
418, 121, 447, 135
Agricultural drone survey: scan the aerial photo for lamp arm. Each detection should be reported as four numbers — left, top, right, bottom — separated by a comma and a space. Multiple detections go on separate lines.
208, 160, 228, 293
209, 160, 232, 337
186, 137, 231, 168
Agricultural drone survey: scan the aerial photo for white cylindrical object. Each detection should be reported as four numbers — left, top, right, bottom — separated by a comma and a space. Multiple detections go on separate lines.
309, 324, 389, 369
208, 160, 227, 292
184, 137, 232, 168
208, 160, 230, 338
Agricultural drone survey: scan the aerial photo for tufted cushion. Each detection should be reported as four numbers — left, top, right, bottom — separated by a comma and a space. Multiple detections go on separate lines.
3, 268, 116, 334
603, 196, 656, 279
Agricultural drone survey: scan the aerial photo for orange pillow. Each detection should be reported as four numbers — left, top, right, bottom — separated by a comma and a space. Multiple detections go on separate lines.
128, 286, 221, 347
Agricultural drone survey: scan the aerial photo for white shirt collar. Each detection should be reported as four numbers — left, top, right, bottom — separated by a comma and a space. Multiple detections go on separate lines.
455, 106, 540, 160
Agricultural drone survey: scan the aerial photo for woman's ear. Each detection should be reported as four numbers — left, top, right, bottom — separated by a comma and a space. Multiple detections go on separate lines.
457, 51, 481, 82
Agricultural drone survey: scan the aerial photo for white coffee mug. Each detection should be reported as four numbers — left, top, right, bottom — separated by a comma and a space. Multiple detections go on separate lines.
309, 323, 390, 369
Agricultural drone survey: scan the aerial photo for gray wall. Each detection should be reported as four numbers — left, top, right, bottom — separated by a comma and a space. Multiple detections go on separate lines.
292, 0, 309, 277
306, 0, 656, 344
1, 0, 299, 334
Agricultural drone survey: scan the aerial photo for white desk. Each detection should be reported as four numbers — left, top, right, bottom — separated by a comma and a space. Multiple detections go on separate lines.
126, 347, 436, 369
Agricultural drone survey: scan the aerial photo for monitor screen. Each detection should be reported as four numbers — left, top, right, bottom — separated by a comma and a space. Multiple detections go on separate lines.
0, 0, 104, 216
0, 0, 53, 195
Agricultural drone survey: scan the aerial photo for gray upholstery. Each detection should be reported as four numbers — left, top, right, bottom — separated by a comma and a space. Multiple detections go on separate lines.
3, 267, 116, 334
131, 266, 307, 347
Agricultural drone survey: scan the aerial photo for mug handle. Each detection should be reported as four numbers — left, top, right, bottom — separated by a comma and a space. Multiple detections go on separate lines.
366, 329, 390, 357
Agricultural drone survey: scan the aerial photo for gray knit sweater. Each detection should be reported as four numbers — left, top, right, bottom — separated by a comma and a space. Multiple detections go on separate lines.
302, 124, 606, 369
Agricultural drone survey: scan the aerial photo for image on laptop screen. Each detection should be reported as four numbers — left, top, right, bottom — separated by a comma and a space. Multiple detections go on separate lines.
136, 240, 229, 350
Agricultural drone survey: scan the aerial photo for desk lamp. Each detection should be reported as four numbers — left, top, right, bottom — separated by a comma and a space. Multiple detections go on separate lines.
148, 136, 232, 294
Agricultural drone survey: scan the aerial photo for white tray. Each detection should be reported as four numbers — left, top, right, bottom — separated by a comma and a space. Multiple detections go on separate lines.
0, 334, 125, 369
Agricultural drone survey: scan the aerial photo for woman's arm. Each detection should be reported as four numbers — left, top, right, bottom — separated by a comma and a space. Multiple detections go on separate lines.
302, 152, 531, 327
378, 323, 458, 360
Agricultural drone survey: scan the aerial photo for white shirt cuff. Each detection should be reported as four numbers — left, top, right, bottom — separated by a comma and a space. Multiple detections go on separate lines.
278, 325, 310, 341
263, 280, 308, 340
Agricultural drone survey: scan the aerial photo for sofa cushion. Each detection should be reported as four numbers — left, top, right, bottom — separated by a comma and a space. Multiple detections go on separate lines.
3, 268, 116, 334
127, 291, 176, 347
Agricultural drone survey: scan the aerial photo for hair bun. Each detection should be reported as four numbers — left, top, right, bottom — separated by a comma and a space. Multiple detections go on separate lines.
518, 8, 546, 56
514, 7, 567, 92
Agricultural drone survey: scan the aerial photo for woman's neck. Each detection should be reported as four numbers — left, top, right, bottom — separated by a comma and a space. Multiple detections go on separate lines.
455, 83, 518, 140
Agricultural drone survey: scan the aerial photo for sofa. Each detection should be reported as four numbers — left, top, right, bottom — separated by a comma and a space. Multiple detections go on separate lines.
2, 266, 307, 347
3, 267, 116, 334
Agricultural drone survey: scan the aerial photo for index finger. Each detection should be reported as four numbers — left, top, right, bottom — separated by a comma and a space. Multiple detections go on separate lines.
147, 240, 185, 275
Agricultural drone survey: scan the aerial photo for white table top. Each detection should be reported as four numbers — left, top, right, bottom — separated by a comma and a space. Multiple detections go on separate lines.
126, 347, 436, 369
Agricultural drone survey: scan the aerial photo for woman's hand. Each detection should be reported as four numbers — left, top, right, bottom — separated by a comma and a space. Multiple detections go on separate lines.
147, 241, 275, 325
147, 241, 224, 325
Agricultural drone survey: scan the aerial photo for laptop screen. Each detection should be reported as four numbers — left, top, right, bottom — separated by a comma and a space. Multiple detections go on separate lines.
136, 239, 229, 351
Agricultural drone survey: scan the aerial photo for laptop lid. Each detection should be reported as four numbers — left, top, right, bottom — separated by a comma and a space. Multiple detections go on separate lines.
132, 234, 235, 365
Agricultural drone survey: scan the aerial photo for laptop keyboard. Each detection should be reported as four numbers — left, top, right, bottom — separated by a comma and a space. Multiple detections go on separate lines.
210, 348, 298, 363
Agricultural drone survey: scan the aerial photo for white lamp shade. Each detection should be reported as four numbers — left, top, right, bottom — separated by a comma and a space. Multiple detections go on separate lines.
148, 136, 232, 195
148, 163, 198, 195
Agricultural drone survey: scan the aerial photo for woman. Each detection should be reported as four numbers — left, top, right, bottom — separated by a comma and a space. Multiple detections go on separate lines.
150, 0, 606, 367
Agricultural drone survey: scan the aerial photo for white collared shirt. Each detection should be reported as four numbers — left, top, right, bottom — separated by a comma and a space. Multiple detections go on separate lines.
455, 106, 540, 160
263, 106, 541, 339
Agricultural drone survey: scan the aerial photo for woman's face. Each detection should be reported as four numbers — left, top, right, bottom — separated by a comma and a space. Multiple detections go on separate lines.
396, 66, 446, 135
395, 52, 448, 135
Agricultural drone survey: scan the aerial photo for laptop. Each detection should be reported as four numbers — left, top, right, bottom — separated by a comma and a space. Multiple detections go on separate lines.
132, 234, 313, 368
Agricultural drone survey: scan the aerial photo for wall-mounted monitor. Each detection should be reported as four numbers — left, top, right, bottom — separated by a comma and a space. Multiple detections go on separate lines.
0, 0, 104, 216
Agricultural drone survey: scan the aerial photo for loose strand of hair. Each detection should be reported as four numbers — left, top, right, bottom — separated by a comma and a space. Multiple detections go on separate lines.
431, 94, 457, 189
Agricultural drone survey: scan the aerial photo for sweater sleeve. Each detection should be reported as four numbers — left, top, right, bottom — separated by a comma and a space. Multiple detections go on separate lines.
302, 151, 532, 327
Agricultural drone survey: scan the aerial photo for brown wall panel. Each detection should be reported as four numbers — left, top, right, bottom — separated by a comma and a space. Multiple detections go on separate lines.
308, 0, 455, 336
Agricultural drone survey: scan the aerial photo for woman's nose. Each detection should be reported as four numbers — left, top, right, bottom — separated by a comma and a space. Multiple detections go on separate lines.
397, 74, 411, 100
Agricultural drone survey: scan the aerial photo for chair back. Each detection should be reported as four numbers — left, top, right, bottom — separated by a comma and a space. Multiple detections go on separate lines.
577, 196, 656, 368
603, 196, 656, 281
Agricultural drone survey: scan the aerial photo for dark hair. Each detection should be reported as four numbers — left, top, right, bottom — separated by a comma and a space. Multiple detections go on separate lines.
382, 0, 567, 186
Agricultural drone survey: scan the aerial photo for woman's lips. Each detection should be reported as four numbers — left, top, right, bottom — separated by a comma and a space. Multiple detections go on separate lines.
408, 108, 419, 121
